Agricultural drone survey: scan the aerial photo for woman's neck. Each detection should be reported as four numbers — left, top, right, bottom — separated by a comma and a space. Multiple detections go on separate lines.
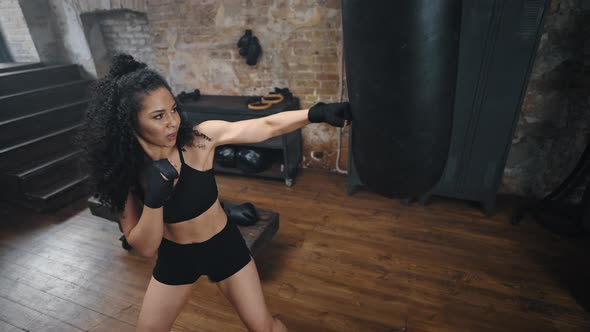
143, 144, 177, 161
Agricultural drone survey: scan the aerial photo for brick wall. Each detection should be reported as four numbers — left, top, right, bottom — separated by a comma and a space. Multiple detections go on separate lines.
17, 0, 68, 65
0, 0, 39, 62
4, 0, 348, 171
95, 10, 156, 76
501, 0, 590, 199
13, 0, 587, 198
146, 0, 347, 170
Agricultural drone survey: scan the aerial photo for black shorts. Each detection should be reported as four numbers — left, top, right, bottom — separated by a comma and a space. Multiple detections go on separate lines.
153, 219, 252, 285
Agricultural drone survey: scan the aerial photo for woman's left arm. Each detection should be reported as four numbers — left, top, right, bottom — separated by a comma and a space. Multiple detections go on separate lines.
197, 102, 351, 146
265, 108, 311, 137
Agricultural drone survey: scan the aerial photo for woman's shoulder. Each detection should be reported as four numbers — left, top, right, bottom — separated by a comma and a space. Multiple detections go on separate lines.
184, 123, 215, 150
192, 122, 215, 139
192, 120, 229, 146
180, 129, 215, 167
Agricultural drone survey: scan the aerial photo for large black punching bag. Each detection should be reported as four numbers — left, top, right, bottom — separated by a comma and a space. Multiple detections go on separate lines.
342, 1, 461, 198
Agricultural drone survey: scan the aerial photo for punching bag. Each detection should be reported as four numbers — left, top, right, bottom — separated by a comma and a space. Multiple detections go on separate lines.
342, 1, 461, 198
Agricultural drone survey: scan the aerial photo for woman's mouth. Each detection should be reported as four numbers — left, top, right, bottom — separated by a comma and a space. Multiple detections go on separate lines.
167, 133, 177, 140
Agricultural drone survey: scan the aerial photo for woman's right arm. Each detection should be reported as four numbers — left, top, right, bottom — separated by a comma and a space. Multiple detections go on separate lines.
120, 189, 164, 257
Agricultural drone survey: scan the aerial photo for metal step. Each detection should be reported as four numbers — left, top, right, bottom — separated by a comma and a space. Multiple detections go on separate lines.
0, 79, 92, 122
0, 100, 88, 149
18, 173, 90, 212
0, 64, 83, 95
0, 63, 43, 74
0, 149, 84, 196
0, 124, 81, 171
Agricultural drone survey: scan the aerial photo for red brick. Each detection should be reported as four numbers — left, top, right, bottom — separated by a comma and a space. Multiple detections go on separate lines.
317, 73, 339, 81
315, 55, 338, 64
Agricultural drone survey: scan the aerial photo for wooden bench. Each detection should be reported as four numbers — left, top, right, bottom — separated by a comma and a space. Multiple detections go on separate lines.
87, 196, 279, 256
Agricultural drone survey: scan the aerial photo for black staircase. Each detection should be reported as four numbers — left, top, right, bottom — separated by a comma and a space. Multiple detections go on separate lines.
0, 63, 92, 212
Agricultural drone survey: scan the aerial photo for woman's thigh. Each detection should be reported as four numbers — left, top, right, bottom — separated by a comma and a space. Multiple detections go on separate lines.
216, 257, 275, 331
137, 276, 195, 332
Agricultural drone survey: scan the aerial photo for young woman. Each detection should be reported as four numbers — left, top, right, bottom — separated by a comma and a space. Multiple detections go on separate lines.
78, 53, 351, 332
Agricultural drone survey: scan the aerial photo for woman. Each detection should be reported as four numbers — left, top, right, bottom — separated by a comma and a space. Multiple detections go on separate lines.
78, 53, 351, 332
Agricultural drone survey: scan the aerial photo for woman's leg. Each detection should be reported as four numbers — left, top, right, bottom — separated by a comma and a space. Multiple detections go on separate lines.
136, 277, 195, 332
216, 257, 287, 332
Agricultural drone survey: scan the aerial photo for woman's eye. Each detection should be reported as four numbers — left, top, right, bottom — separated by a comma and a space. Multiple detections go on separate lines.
153, 108, 176, 119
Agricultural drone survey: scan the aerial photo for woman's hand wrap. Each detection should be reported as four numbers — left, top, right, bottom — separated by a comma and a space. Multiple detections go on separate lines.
308, 102, 352, 127
144, 159, 179, 208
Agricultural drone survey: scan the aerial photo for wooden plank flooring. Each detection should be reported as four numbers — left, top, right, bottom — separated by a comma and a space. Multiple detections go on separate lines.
0, 169, 589, 331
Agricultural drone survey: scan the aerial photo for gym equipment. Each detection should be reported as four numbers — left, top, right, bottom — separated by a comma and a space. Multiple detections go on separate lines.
214, 146, 237, 168
248, 101, 272, 110
236, 148, 270, 174
342, 0, 461, 198
237, 29, 262, 66
261, 93, 284, 104
176, 89, 200, 102
226, 202, 259, 226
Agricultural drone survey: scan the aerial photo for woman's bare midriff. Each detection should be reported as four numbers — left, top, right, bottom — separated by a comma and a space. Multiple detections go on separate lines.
163, 198, 228, 244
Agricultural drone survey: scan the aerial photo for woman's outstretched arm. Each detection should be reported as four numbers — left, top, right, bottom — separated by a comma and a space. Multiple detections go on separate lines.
265, 108, 310, 138
196, 102, 351, 147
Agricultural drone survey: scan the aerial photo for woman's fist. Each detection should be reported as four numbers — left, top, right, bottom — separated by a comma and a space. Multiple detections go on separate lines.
308, 102, 352, 127
143, 159, 179, 208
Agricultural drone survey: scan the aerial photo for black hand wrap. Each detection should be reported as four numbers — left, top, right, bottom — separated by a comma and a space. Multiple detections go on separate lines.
308, 102, 352, 127
144, 159, 179, 209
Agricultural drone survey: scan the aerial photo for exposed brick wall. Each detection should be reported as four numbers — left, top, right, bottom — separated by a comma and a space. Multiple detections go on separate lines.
8, 0, 588, 198
96, 10, 156, 75
18, 0, 150, 76
0, 0, 39, 62
501, 0, 590, 199
18, 0, 68, 65
47, 0, 97, 75
7, 0, 348, 171
146, 0, 346, 170
77, 0, 147, 13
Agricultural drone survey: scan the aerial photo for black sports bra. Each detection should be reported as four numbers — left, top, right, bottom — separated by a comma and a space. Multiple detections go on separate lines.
161, 145, 219, 223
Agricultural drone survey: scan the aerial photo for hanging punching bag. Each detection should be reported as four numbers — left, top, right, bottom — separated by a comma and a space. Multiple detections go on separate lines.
342, 1, 462, 198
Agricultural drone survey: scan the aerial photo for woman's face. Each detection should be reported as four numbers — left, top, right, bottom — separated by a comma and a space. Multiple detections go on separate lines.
135, 86, 180, 148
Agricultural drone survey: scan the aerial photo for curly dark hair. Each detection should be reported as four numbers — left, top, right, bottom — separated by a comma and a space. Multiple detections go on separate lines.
76, 54, 195, 213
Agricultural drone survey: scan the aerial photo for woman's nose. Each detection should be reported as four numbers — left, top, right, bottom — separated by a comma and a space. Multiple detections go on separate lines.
168, 115, 177, 127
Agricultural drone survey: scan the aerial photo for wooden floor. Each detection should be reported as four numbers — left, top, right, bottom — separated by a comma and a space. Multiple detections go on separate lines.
1, 169, 590, 332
